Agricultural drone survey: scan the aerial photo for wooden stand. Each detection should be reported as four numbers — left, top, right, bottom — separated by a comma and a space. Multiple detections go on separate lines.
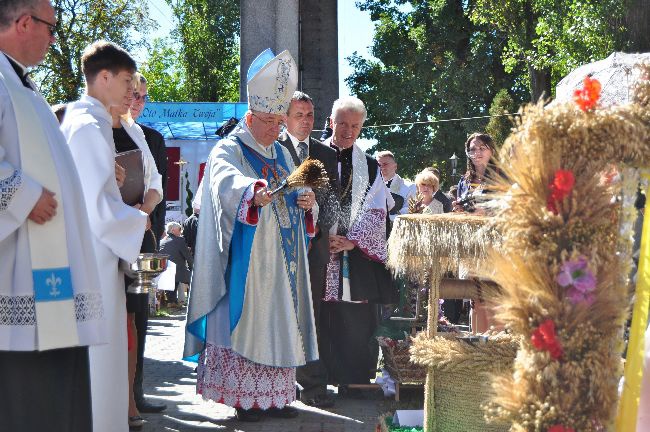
386, 213, 500, 431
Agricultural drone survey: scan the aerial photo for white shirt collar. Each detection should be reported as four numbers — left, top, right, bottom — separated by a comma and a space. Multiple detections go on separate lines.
286, 131, 309, 157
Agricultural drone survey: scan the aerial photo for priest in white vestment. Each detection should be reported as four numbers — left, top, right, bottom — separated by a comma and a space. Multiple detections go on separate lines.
61, 41, 147, 432
0, 1, 106, 430
184, 49, 319, 422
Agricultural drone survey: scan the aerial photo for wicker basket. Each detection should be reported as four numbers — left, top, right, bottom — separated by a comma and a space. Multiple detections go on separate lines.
410, 332, 518, 432
378, 338, 427, 384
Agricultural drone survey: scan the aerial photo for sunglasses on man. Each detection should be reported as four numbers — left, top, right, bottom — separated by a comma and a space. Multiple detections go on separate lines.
133, 92, 149, 103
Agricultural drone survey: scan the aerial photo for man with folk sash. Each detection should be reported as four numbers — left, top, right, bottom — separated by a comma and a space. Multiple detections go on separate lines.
61, 41, 148, 432
0, 1, 106, 430
184, 49, 318, 422
321, 96, 396, 388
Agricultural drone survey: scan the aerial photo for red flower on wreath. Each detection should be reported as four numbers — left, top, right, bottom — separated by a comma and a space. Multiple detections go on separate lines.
547, 169, 575, 214
548, 425, 575, 432
573, 76, 602, 112
531, 319, 563, 360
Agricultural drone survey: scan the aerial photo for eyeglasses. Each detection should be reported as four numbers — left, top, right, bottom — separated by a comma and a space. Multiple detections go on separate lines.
133, 92, 149, 103
251, 112, 285, 129
468, 145, 490, 156
29, 15, 57, 37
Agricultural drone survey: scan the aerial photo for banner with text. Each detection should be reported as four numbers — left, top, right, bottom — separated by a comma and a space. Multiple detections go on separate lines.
139, 102, 248, 123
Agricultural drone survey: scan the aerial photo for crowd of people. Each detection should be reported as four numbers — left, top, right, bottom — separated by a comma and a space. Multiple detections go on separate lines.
0, 0, 498, 430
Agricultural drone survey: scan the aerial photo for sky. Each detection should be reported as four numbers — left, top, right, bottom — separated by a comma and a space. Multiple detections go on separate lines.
145, 0, 376, 97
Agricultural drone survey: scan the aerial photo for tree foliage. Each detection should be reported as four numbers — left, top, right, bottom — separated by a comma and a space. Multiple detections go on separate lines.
347, 0, 525, 178
36, 0, 154, 104
166, 0, 240, 102
485, 89, 517, 147
469, 0, 627, 101
139, 37, 188, 102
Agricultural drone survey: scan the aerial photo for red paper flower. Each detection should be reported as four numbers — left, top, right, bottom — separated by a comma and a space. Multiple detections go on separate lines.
531, 319, 564, 360
573, 76, 601, 111
547, 169, 575, 214
548, 425, 575, 432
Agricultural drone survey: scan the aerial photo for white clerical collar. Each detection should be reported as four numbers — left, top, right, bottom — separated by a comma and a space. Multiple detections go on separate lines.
384, 173, 397, 183
286, 131, 309, 157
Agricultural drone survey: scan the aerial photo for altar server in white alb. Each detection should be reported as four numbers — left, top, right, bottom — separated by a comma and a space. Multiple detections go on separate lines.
61, 40, 148, 432
184, 49, 319, 422
0, 1, 107, 430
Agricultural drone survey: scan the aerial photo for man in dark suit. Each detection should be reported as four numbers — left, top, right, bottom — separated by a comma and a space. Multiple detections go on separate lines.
278, 91, 339, 408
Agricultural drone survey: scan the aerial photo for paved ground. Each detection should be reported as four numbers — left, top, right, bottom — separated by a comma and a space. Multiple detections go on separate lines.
138, 311, 421, 431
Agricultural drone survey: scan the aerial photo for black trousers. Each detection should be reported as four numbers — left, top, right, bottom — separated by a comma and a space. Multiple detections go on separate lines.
296, 232, 330, 399
320, 302, 379, 384
128, 229, 156, 403
0, 346, 92, 432
133, 297, 149, 402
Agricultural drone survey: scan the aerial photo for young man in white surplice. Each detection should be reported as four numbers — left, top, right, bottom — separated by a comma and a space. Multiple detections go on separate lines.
61, 41, 148, 432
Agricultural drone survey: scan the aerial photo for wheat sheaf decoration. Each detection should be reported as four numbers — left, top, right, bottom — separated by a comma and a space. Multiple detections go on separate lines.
483, 65, 650, 432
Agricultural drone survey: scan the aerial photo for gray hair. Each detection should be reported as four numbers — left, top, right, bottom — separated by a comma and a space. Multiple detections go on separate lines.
291, 91, 313, 104
0, 0, 39, 29
331, 96, 367, 123
166, 221, 182, 234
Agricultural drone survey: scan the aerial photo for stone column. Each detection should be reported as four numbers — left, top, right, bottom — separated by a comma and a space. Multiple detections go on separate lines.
299, 0, 339, 133
240, 0, 299, 102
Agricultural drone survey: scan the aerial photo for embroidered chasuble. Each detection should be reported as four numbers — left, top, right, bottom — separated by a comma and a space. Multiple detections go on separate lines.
184, 124, 318, 410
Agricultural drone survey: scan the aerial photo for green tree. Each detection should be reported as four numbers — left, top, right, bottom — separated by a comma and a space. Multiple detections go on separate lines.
347, 0, 525, 178
469, 0, 627, 101
485, 89, 517, 147
139, 37, 189, 102
166, 0, 240, 102
35, 0, 155, 104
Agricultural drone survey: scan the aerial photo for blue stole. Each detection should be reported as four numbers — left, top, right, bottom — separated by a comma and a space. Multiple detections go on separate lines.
228, 139, 305, 331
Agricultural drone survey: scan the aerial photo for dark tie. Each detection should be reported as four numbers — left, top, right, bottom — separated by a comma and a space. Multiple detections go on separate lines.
386, 179, 393, 188
297, 141, 308, 163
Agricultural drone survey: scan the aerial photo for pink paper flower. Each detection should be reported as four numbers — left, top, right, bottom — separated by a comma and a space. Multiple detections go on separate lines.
556, 256, 596, 306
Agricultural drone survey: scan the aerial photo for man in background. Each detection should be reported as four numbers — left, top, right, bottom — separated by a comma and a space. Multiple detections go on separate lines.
160, 222, 193, 306
182, 206, 199, 255
377, 150, 415, 221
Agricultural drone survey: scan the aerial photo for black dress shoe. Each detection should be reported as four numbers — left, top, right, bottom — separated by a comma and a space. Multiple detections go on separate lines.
266, 406, 299, 418
235, 408, 261, 422
301, 394, 335, 408
135, 399, 167, 413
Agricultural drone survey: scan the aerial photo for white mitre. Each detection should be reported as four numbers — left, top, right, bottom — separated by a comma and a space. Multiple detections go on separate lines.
247, 48, 298, 115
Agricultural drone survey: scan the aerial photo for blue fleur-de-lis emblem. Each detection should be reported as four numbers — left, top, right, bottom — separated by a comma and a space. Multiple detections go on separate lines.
46, 273, 62, 297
